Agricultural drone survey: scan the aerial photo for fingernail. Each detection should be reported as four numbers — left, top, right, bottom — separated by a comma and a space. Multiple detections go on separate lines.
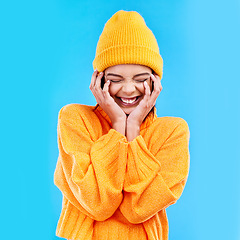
94, 69, 98, 72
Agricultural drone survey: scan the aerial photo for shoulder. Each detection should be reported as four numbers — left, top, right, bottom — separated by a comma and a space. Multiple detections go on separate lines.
156, 116, 189, 131
58, 103, 96, 120
150, 116, 190, 141
57, 104, 103, 140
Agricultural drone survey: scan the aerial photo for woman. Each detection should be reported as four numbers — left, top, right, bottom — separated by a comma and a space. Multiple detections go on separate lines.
54, 10, 190, 240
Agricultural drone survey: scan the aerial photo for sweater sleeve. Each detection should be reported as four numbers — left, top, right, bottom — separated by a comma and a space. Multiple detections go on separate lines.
119, 118, 190, 224
54, 105, 128, 221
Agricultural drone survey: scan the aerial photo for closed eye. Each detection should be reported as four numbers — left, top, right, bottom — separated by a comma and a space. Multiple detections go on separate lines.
135, 78, 148, 83
109, 79, 123, 83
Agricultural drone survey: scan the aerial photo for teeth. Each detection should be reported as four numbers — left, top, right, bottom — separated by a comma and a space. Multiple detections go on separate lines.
120, 97, 137, 104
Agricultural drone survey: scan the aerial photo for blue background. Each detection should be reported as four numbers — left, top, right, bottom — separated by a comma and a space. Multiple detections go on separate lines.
1, 0, 240, 239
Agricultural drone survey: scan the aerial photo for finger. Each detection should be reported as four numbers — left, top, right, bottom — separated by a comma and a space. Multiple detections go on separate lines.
154, 74, 162, 89
102, 80, 111, 98
144, 81, 151, 97
138, 82, 151, 109
150, 74, 162, 97
93, 71, 104, 97
90, 69, 98, 90
153, 73, 163, 91
92, 71, 104, 101
159, 80, 163, 92
147, 74, 161, 106
95, 71, 103, 89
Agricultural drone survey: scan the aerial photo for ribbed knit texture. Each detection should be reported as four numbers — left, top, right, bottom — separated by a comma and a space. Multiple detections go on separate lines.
54, 104, 190, 240
93, 10, 163, 79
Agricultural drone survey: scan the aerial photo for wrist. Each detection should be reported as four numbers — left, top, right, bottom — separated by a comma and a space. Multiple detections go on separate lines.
127, 118, 141, 128
112, 119, 126, 136
126, 122, 140, 142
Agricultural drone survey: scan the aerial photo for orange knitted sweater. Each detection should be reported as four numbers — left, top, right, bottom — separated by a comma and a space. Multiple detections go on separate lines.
54, 103, 190, 240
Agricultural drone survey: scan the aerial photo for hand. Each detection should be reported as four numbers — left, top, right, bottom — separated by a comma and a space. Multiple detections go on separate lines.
126, 73, 163, 141
90, 70, 127, 135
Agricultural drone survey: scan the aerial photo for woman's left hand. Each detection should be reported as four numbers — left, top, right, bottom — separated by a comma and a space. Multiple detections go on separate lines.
126, 73, 162, 141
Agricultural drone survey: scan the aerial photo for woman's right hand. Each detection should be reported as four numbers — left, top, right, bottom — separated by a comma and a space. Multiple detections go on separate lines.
90, 69, 127, 135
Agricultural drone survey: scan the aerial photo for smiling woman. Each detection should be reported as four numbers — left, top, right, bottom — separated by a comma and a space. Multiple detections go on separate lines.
54, 10, 190, 240
103, 64, 155, 115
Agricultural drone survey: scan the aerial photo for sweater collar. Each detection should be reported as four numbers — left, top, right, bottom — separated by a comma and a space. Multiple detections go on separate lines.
95, 104, 157, 131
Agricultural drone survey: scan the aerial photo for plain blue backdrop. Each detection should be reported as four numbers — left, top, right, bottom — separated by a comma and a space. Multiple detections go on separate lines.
1, 0, 239, 239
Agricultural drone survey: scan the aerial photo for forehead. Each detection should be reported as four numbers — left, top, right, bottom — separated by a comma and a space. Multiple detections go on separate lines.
105, 64, 152, 76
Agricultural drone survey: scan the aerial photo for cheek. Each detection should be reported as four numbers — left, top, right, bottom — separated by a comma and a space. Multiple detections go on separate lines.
138, 85, 145, 94
137, 80, 152, 94
108, 84, 121, 96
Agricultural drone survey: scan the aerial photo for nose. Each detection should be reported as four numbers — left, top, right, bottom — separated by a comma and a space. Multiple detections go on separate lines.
121, 81, 136, 95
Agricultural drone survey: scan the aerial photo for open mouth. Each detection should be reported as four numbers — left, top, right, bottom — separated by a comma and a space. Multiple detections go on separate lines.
117, 96, 140, 106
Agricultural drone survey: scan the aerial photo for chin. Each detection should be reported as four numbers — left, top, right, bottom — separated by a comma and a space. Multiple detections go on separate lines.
121, 107, 135, 115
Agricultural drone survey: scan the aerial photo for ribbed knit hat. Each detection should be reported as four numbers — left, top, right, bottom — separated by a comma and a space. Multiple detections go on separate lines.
93, 10, 163, 79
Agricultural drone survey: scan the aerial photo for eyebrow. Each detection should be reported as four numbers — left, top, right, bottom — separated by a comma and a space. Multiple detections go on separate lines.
106, 72, 150, 78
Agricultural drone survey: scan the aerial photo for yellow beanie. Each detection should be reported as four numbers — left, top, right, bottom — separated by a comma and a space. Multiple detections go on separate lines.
93, 10, 163, 79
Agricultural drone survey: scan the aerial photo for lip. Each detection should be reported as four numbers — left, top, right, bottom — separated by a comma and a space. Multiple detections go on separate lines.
116, 96, 141, 107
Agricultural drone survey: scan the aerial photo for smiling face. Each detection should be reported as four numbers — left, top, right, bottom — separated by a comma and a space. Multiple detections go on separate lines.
104, 64, 153, 115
